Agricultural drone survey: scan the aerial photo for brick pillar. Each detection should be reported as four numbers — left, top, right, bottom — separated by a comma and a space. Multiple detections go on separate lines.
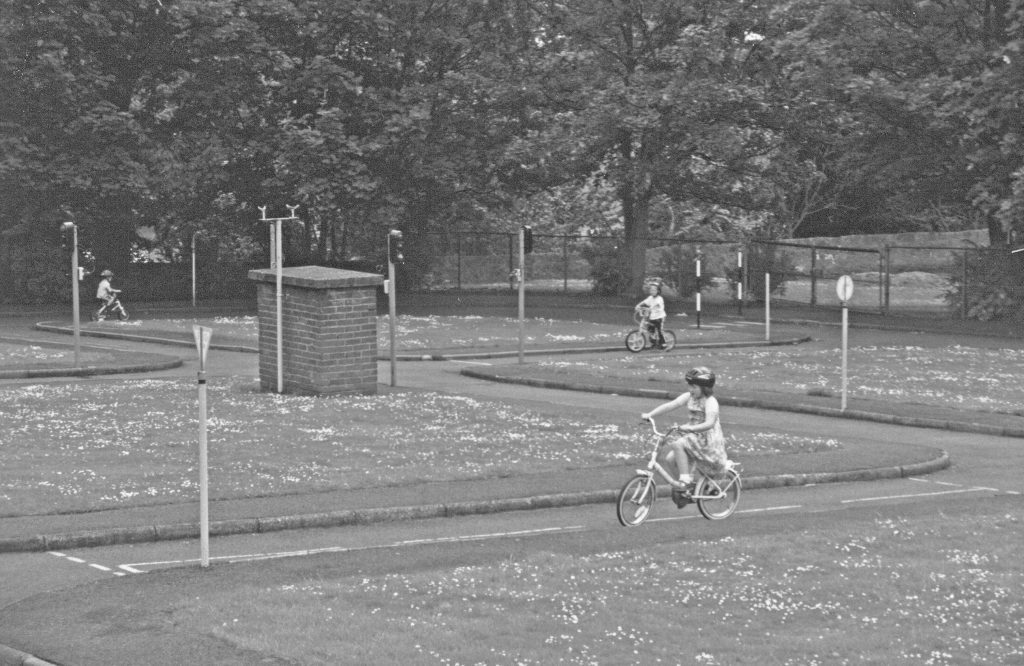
248, 266, 383, 395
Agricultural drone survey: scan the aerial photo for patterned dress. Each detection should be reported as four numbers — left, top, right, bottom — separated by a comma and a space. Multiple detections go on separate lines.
672, 394, 728, 477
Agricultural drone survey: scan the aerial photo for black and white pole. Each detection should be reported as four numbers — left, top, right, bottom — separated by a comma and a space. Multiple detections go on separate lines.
695, 250, 702, 329
61, 220, 81, 367
387, 229, 403, 387
836, 275, 854, 412
736, 248, 744, 316
259, 205, 299, 393
193, 324, 213, 567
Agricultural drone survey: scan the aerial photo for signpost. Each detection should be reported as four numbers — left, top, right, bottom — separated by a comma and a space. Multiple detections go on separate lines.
836, 275, 854, 412
193, 325, 213, 567
695, 250, 702, 329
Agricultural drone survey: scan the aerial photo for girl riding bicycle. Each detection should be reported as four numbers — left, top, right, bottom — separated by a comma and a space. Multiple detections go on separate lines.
635, 283, 667, 349
640, 367, 728, 498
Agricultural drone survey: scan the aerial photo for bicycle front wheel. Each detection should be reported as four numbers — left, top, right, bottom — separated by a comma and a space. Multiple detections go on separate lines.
661, 330, 676, 351
696, 469, 741, 520
118, 308, 129, 321
616, 475, 656, 526
625, 330, 646, 353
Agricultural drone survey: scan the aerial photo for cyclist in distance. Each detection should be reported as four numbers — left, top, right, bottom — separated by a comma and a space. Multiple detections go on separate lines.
640, 367, 729, 493
95, 270, 121, 309
635, 282, 667, 349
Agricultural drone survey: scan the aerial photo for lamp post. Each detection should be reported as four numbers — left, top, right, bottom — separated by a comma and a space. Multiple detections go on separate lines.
61, 221, 81, 367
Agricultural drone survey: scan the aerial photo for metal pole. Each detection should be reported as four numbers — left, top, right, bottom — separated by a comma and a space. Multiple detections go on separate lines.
191, 231, 198, 308
518, 228, 526, 364
193, 325, 212, 568
69, 224, 81, 367
259, 205, 297, 394
765, 272, 771, 342
841, 303, 849, 411
736, 248, 744, 316
695, 252, 702, 329
389, 244, 398, 387
275, 219, 283, 393
198, 367, 209, 566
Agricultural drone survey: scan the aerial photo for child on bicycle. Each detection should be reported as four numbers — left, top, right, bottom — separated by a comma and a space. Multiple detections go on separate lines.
95, 270, 121, 315
635, 282, 667, 349
640, 367, 728, 498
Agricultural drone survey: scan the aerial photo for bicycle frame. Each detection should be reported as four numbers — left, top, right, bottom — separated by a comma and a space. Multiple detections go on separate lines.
634, 420, 739, 500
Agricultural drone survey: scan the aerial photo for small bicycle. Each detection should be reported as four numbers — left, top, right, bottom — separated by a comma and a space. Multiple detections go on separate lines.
91, 295, 130, 322
616, 418, 742, 526
625, 306, 676, 352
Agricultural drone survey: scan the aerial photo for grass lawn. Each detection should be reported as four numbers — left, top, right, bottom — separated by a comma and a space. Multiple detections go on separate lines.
530, 344, 1024, 416
0, 378, 840, 516
73, 313, 735, 351
156, 498, 1023, 664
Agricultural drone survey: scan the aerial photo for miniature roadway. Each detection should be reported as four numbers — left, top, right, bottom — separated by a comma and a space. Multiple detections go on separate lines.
0, 302, 1021, 665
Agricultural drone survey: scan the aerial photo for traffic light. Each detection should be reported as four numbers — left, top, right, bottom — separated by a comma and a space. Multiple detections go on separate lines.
388, 229, 404, 264
522, 225, 533, 254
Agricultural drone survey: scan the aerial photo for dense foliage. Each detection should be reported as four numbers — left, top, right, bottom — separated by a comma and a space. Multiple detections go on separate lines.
2, 0, 1023, 302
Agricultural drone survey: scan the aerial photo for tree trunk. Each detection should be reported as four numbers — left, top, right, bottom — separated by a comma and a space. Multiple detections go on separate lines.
621, 175, 652, 297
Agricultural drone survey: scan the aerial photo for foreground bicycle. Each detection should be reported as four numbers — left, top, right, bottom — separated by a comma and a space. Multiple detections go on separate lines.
625, 306, 676, 352
616, 418, 742, 526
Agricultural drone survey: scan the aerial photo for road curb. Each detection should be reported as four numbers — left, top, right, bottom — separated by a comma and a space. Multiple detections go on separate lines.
0, 450, 950, 555
0, 643, 56, 666
459, 369, 1024, 439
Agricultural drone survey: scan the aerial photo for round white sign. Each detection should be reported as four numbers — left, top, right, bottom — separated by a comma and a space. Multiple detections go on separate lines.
836, 275, 854, 302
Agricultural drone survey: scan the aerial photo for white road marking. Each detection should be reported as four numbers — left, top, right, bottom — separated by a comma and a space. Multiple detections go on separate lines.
450, 359, 492, 366
841, 488, 988, 504
48, 551, 126, 576
649, 504, 801, 523
120, 525, 587, 572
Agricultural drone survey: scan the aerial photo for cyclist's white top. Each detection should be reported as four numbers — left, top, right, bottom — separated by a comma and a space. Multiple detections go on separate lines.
638, 295, 665, 321
96, 278, 116, 300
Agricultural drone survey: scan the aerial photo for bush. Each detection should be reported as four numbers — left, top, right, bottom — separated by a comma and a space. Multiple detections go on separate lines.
2, 241, 68, 304
946, 249, 1023, 321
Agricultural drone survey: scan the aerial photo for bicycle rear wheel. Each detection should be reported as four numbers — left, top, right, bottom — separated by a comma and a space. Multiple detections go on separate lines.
696, 469, 741, 520
661, 330, 676, 351
624, 330, 646, 353
616, 475, 656, 526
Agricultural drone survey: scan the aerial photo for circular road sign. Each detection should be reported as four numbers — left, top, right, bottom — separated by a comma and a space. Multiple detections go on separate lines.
836, 275, 854, 302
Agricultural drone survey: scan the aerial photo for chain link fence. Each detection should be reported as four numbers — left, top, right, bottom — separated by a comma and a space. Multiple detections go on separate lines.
408, 231, 1024, 321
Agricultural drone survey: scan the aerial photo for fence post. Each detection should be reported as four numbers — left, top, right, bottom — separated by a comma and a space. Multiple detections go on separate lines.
810, 246, 818, 306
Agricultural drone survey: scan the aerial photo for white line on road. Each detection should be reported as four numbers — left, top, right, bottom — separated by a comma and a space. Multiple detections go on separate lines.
841, 488, 988, 504
450, 359, 493, 366
649, 504, 801, 523
48, 551, 127, 576
121, 525, 587, 572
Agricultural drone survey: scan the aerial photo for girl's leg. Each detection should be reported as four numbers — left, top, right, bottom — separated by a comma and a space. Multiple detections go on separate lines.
668, 440, 695, 483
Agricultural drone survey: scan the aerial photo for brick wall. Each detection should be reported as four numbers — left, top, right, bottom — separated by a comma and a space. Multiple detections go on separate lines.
251, 266, 383, 395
